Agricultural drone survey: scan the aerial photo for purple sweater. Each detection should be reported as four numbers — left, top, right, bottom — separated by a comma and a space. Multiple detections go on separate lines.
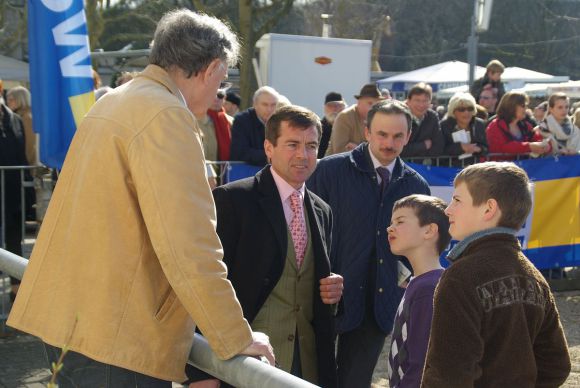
388, 269, 444, 388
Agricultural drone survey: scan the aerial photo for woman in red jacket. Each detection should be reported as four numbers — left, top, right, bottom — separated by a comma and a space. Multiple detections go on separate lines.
486, 91, 551, 160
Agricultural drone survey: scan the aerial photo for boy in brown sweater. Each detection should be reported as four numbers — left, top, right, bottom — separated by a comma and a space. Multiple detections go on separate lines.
421, 162, 571, 388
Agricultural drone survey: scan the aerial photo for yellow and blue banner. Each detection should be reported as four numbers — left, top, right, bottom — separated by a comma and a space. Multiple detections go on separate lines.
28, 0, 95, 168
410, 155, 580, 269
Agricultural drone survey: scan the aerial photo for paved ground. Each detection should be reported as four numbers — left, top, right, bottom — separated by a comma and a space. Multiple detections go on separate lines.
1, 286, 579, 387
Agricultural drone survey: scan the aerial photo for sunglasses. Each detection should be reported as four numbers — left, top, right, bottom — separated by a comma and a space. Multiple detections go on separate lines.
455, 106, 475, 113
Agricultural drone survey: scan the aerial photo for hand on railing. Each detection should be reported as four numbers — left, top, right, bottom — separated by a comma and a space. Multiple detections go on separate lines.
529, 141, 550, 155
460, 143, 482, 154
239, 331, 275, 366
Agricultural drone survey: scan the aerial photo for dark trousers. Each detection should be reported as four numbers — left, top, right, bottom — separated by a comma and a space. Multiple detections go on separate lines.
44, 343, 171, 388
336, 307, 386, 388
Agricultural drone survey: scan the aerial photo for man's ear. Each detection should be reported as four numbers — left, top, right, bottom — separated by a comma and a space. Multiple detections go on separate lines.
364, 126, 371, 141
202, 59, 222, 84
264, 139, 273, 163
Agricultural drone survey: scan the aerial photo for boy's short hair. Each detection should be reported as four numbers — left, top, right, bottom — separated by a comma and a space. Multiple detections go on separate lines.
393, 194, 452, 254
454, 162, 532, 230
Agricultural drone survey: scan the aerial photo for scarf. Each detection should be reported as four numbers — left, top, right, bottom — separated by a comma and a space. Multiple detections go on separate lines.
539, 114, 580, 153
206, 108, 231, 161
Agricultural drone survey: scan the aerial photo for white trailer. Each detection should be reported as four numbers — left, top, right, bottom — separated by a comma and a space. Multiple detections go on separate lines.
255, 33, 372, 117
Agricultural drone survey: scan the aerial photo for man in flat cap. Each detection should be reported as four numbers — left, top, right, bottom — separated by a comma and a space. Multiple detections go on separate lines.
224, 91, 241, 117
319, 92, 346, 158
328, 83, 383, 155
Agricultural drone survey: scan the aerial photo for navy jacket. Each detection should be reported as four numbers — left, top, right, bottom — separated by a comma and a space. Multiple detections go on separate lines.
230, 107, 267, 166
308, 143, 430, 334
401, 109, 444, 159
318, 117, 333, 158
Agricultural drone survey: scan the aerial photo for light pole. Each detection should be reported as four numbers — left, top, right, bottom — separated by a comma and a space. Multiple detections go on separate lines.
468, 0, 493, 87
467, 0, 479, 86
321, 14, 332, 38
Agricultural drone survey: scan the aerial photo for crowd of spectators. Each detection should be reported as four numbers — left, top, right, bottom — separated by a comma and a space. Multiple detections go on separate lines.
0, 11, 577, 385
71, 58, 580, 171
219, 59, 579, 169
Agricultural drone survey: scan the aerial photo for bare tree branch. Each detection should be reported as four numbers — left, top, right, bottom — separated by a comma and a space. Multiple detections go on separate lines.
256, 0, 294, 38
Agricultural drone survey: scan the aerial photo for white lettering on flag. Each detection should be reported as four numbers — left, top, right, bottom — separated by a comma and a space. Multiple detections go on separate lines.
52, 10, 92, 78
40, 0, 73, 12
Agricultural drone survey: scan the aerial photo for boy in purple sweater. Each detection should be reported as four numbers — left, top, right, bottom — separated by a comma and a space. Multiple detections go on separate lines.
386, 195, 451, 388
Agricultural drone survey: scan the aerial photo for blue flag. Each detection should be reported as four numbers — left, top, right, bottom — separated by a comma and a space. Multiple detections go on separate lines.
28, 0, 95, 168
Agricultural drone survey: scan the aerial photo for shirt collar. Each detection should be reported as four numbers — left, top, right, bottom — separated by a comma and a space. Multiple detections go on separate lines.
412, 113, 424, 126
270, 166, 305, 202
447, 227, 518, 262
176, 88, 187, 107
368, 148, 396, 174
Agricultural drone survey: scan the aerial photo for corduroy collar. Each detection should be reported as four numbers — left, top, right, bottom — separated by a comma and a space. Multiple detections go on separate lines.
447, 227, 518, 263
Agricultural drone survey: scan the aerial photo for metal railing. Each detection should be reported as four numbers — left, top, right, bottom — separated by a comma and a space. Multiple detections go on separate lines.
0, 248, 317, 387
402, 152, 537, 168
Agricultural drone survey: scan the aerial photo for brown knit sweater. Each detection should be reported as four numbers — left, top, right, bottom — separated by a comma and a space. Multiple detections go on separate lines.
421, 229, 571, 388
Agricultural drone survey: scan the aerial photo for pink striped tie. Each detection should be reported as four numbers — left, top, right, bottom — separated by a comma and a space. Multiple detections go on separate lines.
289, 191, 307, 268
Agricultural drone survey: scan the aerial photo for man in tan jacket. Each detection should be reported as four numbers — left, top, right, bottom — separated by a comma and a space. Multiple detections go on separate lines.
327, 83, 383, 155
8, 9, 273, 386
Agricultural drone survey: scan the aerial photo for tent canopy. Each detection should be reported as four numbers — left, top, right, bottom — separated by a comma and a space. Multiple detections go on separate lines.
439, 80, 580, 99
377, 61, 485, 92
510, 80, 580, 98
378, 60, 568, 93
0, 55, 29, 82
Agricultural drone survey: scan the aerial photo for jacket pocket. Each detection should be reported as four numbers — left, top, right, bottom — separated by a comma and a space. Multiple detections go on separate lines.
154, 289, 177, 322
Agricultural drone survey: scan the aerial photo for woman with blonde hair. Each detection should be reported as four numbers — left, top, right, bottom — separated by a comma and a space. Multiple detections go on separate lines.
537, 92, 580, 155
6, 86, 36, 165
440, 92, 487, 166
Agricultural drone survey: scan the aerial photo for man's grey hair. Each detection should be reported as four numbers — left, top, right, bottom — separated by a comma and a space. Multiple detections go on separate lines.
253, 86, 280, 104
367, 99, 413, 132
149, 9, 240, 78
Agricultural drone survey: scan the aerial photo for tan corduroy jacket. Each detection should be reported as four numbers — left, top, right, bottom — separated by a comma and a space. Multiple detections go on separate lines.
7, 65, 253, 382
327, 104, 365, 155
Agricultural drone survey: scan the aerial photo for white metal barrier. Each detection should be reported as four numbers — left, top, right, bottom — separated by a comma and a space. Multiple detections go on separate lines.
0, 248, 318, 387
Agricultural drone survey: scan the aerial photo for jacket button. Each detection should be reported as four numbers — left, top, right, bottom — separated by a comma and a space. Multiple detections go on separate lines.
377, 230, 380, 236
288, 334, 294, 341
379, 259, 383, 264
295, 305, 301, 312
378, 288, 383, 293
263, 278, 270, 285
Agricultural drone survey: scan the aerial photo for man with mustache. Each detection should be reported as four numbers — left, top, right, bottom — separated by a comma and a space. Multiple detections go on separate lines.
318, 92, 346, 158
308, 100, 430, 388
